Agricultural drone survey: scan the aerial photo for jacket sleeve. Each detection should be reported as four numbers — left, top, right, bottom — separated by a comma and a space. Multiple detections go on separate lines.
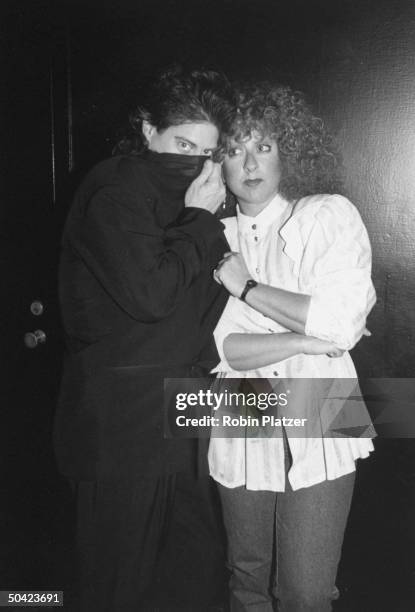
304, 196, 377, 350
68, 181, 225, 322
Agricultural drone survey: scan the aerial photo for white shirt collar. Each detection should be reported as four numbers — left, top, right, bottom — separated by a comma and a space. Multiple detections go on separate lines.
236, 192, 290, 238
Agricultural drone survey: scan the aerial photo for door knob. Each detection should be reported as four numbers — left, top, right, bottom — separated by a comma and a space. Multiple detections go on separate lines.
24, 329, 47, 349
30, 301, 44, 316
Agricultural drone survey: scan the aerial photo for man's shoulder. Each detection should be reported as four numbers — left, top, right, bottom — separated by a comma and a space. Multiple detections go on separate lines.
83, 155, 150, 192
65, 155, 154, 229
73, 155, 155, 212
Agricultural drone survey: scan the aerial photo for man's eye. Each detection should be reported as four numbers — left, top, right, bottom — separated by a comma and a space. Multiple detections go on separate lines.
178, 141, 191, 151
258, 144, 271, 152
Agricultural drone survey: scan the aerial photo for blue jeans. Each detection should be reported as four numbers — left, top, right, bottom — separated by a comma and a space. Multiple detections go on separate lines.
218, 470, 355, 611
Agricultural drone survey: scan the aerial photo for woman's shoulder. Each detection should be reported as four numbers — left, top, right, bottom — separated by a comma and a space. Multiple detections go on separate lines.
294, 193, 356, 215
293, 194, 363, 229
280, 194, 366, 263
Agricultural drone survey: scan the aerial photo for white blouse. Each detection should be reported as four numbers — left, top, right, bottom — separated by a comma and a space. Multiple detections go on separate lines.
208, 192, 377, 492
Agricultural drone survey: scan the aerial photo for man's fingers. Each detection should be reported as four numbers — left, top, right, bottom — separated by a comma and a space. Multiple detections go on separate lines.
207, 162, 223, 183
215, 258, 226, 271
216, 252, 237, 269
192, 159, 214, 185
213, 268, 222, 284
214, 251, 235, 280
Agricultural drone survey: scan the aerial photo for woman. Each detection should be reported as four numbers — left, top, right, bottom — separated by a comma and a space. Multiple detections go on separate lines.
55, 67, 235, 610
210, 81, 376, 611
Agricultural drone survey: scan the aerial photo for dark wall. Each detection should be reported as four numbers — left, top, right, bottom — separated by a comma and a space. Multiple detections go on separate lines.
317, 1, 415, 376
6, 0, 413, 377
59, 0, 414, 378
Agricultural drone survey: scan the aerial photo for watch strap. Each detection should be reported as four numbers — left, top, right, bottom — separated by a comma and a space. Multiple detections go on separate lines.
240, 279, 258, 302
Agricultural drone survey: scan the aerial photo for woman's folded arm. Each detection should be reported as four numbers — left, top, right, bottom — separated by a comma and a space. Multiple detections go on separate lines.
223, 331, 343, 371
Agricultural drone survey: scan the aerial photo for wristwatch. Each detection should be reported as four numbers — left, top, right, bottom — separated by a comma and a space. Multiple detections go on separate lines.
240, 279, 258, 302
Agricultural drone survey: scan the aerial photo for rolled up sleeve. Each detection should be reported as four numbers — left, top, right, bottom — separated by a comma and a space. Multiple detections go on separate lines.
304, 197, 376, 350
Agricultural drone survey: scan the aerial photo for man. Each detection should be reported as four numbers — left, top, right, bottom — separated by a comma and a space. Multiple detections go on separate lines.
54, 67, 235, 610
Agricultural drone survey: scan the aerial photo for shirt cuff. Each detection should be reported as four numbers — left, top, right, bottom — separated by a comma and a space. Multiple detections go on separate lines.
305, 295, 353, 350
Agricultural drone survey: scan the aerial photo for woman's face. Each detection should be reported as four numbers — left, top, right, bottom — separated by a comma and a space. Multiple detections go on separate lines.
142, 120, 219, 156
223, 130, 281, 214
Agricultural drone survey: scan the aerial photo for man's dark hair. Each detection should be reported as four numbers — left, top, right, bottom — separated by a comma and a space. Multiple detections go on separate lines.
227, 81, 343, 201
114, 66, 236, 156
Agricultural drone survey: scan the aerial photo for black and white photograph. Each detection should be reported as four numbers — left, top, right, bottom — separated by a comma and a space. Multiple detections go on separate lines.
2, 1, 415, 610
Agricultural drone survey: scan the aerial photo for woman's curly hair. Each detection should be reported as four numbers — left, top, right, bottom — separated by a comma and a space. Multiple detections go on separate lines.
228, 81, 343, 201
113, 66, 236, 157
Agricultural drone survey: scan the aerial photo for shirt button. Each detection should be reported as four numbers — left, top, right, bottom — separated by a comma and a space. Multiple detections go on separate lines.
252, 224, 257, 230
254, 236, 258, 242
256, 267, 260, 273
273, 371, 279, 377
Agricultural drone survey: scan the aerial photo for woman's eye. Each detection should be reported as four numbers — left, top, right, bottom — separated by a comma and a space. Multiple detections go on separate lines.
227, 147, 242, 158
258, 144, 271, 153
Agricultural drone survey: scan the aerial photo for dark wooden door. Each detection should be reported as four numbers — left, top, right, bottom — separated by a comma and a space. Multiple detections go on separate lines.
0, 3, 161, 595
1, 5, 74, 591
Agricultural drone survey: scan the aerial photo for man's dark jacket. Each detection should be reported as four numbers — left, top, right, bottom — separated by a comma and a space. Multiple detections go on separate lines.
54, 151, 229, 481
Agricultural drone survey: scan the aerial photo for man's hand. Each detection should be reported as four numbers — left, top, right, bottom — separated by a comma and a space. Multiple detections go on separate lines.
214, 251, 252, 297
185, 160, 226, 214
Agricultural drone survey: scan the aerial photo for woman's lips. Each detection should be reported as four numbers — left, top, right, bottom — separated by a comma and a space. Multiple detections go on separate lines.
244, 179, 263, 187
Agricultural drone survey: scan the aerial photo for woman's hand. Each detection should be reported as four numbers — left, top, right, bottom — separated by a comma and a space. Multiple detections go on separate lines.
213, 251, 251, 297
185, 160, 226, 214
301, 335, 345, 358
